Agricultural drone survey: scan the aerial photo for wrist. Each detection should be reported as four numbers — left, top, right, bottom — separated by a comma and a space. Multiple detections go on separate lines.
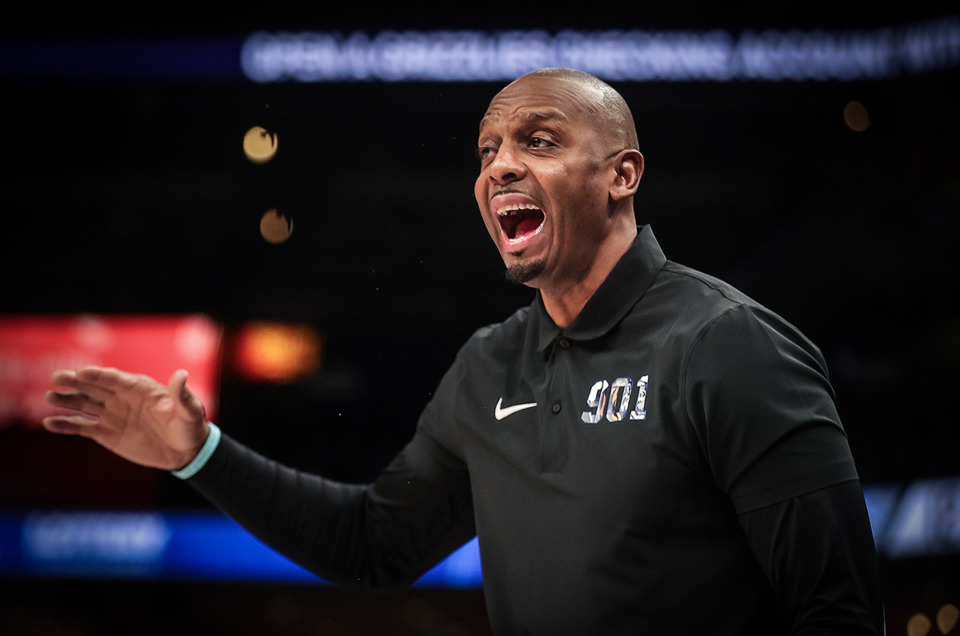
172, 422, 221, 480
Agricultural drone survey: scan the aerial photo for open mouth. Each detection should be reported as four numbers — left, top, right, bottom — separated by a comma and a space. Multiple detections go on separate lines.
497, 203, 545, 242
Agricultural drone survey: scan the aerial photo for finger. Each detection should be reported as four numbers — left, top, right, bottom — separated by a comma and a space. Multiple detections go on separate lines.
44, 389, 106, 415
42, 414, 101, 438
169, 369, 188, 396
169, 369, 206, 421
78, 365, 159, 389
50, 369, 80, 389
76, 366, 143, 394
50, 368, 117, 403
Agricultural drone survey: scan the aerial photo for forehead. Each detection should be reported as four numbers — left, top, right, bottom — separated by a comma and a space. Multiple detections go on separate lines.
478, 75, 596, 135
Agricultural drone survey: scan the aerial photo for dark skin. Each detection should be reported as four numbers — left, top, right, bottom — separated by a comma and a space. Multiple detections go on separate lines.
43, 366, 208, 470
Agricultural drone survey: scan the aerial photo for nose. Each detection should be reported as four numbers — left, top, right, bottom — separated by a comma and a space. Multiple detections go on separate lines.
488, 146, 526, 185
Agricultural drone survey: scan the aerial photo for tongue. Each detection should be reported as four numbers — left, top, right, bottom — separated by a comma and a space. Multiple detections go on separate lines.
515, 218, 541, 238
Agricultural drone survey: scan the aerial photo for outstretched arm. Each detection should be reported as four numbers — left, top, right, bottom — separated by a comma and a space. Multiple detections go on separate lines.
43, 366, 210, 471
188, 431, 476, 590
41, 364, 477, 591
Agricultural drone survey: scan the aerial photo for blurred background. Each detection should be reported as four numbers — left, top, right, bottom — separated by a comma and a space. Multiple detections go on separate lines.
1, 5, 958, 635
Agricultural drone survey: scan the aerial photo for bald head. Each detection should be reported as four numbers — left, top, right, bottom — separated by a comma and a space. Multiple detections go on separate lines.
517, 68, 639, 152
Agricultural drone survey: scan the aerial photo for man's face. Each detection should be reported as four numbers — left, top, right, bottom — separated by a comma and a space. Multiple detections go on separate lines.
474, 74, 622, 290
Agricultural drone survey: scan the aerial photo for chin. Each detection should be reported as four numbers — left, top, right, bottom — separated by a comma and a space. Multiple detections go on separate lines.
505, 259, 547, 286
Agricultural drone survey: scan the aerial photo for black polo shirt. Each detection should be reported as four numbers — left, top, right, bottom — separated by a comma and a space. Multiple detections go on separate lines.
403, 224, 860, 633
190, 225, 870, 634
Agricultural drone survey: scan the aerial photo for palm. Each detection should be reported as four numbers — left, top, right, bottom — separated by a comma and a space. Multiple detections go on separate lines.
44, 366, 209, 471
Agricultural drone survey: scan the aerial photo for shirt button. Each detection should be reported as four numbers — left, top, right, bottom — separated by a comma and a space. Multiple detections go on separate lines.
557, 338, 570, 349
552, 402, 562, 414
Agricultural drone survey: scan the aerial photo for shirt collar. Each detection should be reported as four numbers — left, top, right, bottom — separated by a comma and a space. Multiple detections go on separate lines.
533, 225, 667, 351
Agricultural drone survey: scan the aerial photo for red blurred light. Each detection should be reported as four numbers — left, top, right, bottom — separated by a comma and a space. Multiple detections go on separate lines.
0, 314, 222, 428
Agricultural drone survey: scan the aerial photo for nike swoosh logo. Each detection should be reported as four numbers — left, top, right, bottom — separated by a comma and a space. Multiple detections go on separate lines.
494, 397, 538, 420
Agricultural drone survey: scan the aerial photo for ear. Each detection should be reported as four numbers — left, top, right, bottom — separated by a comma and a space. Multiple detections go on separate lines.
609, 150, 644, 201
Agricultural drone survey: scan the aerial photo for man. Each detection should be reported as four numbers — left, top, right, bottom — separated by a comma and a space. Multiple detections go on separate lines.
43, 68, 884, 634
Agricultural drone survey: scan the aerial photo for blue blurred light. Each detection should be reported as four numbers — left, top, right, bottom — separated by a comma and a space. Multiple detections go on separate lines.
1, 17, 957, 83
239, 18, 960, 83
0, 510, 481, 587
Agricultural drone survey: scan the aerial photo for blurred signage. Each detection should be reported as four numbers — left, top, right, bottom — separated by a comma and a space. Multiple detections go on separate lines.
4, 18, 958, 84
0, 510, 482, 587
0, 314, 222, 428
19, 511, 171, 577
240, 17, 960, 83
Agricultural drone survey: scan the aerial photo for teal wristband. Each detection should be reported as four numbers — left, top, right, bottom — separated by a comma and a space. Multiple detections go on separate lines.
172, 422, 221, 480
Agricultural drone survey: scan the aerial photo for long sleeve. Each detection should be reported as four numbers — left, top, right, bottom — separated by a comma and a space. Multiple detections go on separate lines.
683, 302, 885, 633
739, 480, 885, 634
186, 429, 476, 590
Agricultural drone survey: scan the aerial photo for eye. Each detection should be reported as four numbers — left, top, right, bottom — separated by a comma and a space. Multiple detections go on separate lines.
476, 145, 497, 162
528, 136, 554, 150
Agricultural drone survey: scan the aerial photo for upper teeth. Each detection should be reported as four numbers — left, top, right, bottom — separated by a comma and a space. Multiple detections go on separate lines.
496, 203, 540, 216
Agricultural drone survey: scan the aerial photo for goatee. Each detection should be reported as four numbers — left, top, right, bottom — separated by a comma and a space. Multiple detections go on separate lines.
505, 259, 546, 285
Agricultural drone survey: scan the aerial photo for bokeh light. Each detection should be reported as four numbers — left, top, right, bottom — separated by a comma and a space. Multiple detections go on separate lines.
243, 126, 278, 163
907, 612, 932, 636
844, 100, 871, 132
260, 209, 293, 244
938, 604, 959, 633
232, 321, 323, 383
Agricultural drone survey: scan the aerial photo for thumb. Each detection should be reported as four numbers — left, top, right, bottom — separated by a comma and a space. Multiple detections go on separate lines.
168, 369, 207, 422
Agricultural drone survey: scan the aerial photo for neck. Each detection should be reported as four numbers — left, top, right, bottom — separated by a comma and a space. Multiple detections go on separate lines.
540, 225, 637, 330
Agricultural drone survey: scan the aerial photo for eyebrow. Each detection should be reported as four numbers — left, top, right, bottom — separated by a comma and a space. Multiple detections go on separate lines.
478, 109, 566, 135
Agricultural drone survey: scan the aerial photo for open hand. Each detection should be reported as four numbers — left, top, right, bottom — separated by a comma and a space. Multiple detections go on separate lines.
43, 366, 210, 471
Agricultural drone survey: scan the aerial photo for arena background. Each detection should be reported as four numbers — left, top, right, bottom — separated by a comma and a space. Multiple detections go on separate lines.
1, 5, 958, 635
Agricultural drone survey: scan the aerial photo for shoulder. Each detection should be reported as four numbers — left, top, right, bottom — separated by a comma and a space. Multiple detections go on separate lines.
658, 261, 756, 313
655, 261, 807, 342
628, 260, 773, 353
637, 261, 829, 389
